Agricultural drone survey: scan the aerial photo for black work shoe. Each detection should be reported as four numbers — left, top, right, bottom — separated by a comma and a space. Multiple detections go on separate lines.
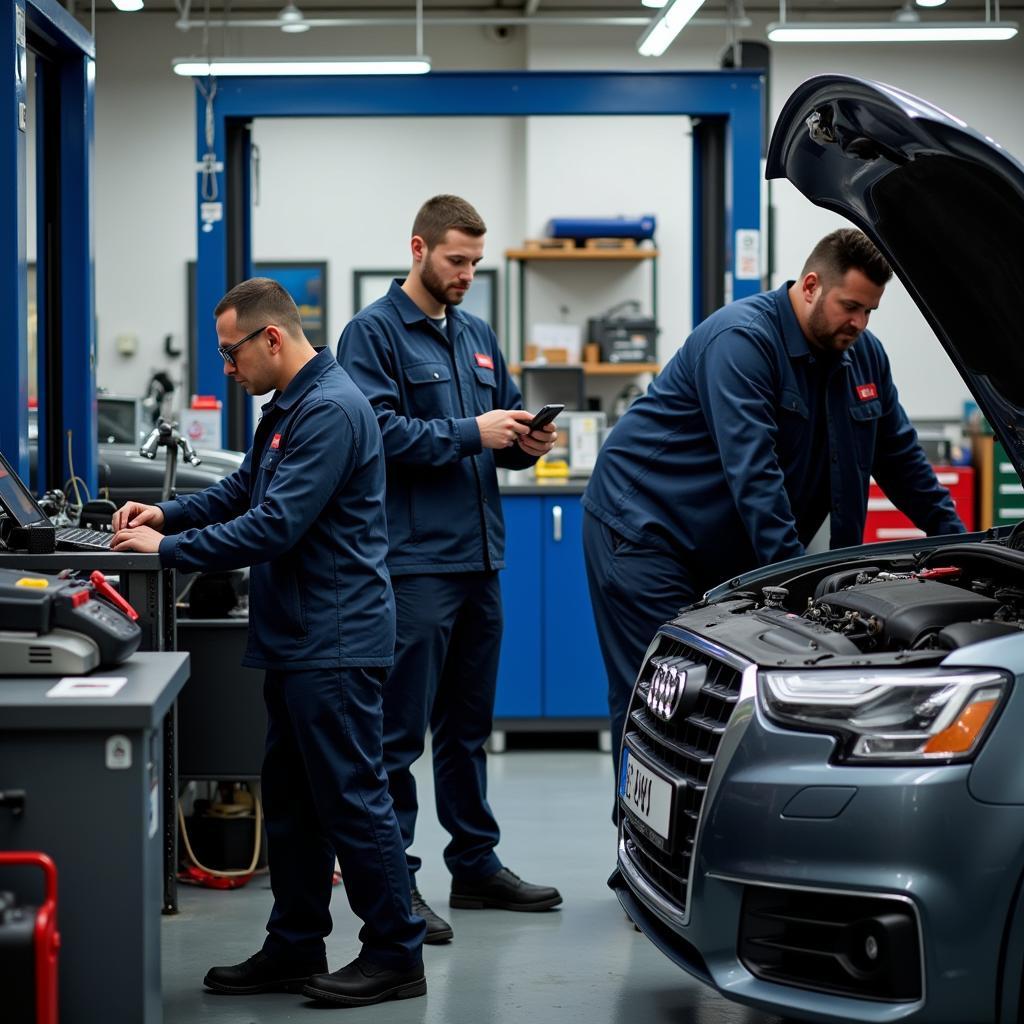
411, 887, 454, 944
449, 867, 563, 912
302, 957, 426, 1006
203, 949, 327, 994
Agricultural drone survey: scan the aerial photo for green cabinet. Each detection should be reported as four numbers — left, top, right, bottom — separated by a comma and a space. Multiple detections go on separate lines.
993, 441, 1024, 528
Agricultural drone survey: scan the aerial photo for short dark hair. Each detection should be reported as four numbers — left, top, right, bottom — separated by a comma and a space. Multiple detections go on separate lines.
411, 194, 487, 248
801, 228, 893, 288
214, 277, 302, 337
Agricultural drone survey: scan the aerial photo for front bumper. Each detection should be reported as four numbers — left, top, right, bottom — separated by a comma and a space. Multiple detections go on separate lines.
616, 639, 1024, 1024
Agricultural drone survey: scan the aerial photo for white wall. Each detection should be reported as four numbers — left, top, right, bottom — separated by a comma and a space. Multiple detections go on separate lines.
84, 10, 1024, 420
250, 115, 526, 349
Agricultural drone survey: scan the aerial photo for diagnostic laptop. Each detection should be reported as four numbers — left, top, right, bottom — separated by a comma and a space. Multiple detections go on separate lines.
0, 451, 114, 551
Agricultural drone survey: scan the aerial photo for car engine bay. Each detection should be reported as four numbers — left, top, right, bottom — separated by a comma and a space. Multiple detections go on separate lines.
678, 538, 1024, 667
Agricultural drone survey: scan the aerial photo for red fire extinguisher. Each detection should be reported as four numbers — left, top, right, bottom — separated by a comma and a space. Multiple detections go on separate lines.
0, 852, 60, 1024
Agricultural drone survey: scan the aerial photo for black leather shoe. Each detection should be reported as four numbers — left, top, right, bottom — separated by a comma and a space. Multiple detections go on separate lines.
411, 887, 454, 944
203, 949, 327, 994
302, 957, 426, 1006
449, 867, 563, 912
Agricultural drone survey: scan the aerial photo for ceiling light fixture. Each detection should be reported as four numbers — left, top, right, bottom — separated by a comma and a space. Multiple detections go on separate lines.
172, 57, 432, 76
637, 0, 707, 55
277, 2, 310, 33
174, 0, 431, 77
641, 0, 669, 8
111, 0, 144, 10
767, 20, 1017, 40
915, 0, 947, 6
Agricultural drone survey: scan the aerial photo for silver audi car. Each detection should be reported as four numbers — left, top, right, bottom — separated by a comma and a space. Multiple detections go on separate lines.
610, 74, 1024, 1024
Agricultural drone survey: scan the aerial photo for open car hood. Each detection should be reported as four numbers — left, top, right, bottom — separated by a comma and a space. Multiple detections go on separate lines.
767, 75, 1024, 477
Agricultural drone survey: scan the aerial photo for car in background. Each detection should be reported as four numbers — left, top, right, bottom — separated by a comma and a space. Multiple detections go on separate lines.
96, 444, 243, 508
611, 75, 1024, 1024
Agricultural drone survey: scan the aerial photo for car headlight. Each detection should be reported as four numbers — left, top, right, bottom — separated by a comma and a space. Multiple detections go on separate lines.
760, 668, 1007, 763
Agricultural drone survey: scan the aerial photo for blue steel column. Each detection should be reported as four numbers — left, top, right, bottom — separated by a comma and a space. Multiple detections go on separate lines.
0, 1, 30, 479
59, 52, 97, 493
726, 76, 765, 302
691, 122, 705, 327
33, 53, 48, 491
194, 83, 229, 427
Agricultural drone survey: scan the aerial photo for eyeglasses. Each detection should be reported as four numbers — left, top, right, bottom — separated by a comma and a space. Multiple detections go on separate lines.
218, 324, 269, 366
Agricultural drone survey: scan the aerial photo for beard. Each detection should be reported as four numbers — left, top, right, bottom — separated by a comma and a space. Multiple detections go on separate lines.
806, 301, 860, 353
420, 253, 467, 308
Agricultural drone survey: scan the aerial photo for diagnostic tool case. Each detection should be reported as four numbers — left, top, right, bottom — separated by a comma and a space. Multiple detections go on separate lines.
0, 852, 60, 1024
0, 569, 142, 674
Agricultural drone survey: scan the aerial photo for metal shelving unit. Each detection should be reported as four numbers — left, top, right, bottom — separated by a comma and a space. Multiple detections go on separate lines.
503, 246, 659, 372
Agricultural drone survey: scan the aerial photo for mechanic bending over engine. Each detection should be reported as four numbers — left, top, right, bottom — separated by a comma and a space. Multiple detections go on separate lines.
582, 228, 965, 783
111, 277, 428, 1008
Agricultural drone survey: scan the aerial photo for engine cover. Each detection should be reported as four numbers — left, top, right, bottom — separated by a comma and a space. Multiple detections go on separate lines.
816, 578, 1001, 648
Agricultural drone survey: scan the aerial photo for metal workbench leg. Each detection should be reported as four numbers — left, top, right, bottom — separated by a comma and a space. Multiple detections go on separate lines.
163, 699, 179, 914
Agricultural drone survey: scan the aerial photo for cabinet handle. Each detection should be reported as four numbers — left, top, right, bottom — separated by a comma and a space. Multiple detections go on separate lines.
552, 504, 563, 542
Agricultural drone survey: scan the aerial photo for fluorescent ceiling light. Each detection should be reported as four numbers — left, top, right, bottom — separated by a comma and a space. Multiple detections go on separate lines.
638, 0, 706, 55
111, 0, 144, 10
767, 20, 1017, 40
641, 0, 669, 7
915, 0, 947, 6
172, 57, 432, 76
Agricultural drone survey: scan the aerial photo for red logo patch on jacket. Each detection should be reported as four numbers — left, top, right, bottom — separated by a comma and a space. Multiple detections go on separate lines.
856, 383, 879, 402
270, 433, 282, 450
475, 353, 494, 370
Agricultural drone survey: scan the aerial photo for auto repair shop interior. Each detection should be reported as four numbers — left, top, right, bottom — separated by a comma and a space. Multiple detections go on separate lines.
2, 1, 1024, 1023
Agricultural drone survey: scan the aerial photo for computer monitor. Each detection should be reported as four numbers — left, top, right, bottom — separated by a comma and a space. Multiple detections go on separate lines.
97, 395, 143, 444
520, 365, 586, 414
0, 450, 51, 528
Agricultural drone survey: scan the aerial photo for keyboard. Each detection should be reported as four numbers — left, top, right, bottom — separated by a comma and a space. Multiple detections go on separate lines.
56, 527, 115, 551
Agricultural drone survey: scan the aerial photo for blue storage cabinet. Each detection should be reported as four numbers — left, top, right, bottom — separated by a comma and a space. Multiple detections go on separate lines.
494, 495, 544, 716
495, 492, 608, 723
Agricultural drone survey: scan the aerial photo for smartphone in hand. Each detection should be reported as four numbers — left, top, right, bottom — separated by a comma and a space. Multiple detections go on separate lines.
526, 404, 565, 433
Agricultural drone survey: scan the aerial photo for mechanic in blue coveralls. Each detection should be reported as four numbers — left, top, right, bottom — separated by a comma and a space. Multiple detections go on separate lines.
583, 228, 966, 782
338, 195, 562, 945
111, 278, 427, 1009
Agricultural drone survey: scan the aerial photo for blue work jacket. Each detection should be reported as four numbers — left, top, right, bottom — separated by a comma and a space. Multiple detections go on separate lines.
338, 279, 535, 575
584, 283, 965, 588
157, 349, 395, 670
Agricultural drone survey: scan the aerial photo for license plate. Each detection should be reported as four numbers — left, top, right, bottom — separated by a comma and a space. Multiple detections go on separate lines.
619, 748, 673, 841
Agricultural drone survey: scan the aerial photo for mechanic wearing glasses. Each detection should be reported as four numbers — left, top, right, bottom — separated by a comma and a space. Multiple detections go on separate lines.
111, 277, 427, 1008
583, 229, 966, 788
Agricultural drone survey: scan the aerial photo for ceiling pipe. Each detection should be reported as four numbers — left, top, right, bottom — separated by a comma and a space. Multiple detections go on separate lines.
173, 13, 750, 30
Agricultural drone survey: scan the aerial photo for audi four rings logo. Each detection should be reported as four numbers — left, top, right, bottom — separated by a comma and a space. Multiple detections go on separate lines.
647, 657, 690, 721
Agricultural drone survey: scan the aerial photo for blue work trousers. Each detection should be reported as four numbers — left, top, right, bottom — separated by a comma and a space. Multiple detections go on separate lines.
384, 572, 504, 884
261, 667, 425, 970
581, 511, 699, 785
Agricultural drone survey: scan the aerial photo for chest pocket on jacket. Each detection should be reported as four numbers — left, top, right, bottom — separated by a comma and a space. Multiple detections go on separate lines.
404, 361, 453, 419
472, 364, 496, 409
779, 389, 809, 419
259, 448, 284, 475
776, 388, 809, 462
850, 399, 882, 469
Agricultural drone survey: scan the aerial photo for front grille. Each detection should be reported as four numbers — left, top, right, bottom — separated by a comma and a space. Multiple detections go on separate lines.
620, 632, 743, 914
738, 885, 922, 1002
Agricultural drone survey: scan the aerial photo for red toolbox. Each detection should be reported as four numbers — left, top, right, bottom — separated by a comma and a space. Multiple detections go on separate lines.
864, 466, 975, 543
0, 852, 60, 1024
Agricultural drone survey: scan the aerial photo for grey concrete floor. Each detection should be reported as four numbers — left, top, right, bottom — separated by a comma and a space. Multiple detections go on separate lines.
162, 747, 788, 1023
